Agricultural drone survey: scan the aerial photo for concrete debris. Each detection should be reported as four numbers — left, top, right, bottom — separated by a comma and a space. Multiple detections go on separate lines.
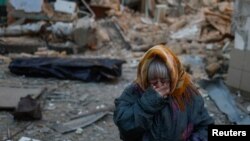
75, 128, 84, 134
18, 136, 40, 141
247, 105, 250, 112
73, 17, 94, 47
0, 21, 46, 37
170, 24, 199, 40
0, 86, 44, 109
0, 55, 11, 64
10, 0, 43, 13
48, 22, 74, 37
54, 0, 77, 14
1, 0, 250, 140
205, 62, 222, 78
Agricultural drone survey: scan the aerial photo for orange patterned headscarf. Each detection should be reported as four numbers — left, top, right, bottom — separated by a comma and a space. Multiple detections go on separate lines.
135, 45, 196, 110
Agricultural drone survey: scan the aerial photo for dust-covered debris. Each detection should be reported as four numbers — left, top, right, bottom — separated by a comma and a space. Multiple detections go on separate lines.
0, 0, 250, 141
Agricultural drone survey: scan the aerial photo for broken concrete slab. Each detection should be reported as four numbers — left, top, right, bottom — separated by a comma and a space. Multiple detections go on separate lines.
0, 86, 44, 110
199, 78, 250, 125
54, 0, 77, 14
10, 0, 43, 13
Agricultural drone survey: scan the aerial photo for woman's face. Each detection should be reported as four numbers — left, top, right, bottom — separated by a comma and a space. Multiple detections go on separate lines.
149, 77, 171, 97
149, 78, 170, 89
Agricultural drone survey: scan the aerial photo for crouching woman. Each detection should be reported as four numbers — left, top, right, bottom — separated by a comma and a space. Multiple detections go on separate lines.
113, 45, 214, 141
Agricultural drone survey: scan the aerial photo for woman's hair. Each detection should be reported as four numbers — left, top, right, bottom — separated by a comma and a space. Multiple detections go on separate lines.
136, 45, 197, 110
147, 57, 170, 81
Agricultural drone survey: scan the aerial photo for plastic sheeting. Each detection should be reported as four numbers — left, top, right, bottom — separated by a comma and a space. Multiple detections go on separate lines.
9, 57, 126, 82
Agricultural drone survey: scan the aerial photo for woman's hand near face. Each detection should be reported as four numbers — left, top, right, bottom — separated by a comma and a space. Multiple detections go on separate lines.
151, 80, 170, 98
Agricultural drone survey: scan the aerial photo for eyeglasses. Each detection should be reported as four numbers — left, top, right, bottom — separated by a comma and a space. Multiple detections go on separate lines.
149, 78, 170, 86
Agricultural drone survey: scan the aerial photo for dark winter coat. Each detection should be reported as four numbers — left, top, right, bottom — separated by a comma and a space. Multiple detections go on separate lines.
113, 83, 214, 141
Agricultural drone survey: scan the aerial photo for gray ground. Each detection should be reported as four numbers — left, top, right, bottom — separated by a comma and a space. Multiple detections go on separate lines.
0, 46, 248, 141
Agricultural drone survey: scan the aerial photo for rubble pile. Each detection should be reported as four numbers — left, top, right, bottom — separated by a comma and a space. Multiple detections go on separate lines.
0, 0, 250, 141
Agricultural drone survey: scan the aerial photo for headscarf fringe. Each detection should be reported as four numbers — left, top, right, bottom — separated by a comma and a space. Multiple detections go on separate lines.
135, 45, 199, 111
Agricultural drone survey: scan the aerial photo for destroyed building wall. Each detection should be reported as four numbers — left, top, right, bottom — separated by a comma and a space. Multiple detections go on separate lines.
227, 0, 250, 98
